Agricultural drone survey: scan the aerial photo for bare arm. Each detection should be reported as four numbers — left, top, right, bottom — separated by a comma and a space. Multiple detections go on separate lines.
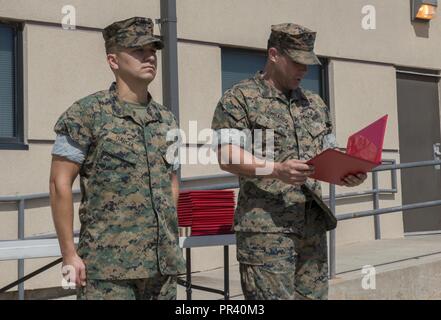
218, 144, 368, 187
49, 155, 86, 287
171, 172, 179, 207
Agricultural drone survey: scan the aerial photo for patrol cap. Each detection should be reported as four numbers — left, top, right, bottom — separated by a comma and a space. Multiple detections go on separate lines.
268, 23, 321, 65
103, 17, 164, 52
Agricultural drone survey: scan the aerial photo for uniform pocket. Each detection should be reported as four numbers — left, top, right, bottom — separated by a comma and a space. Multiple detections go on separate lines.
100, 140, 138, 165
237, 247, 266, 266
254, 115, 288, 159
301, 115, 328, 157
238, 246, 296, 274
305, 121, 327, 139
236, 233, 297, 274
254, 115, 288, 136
94, 140, 139, 179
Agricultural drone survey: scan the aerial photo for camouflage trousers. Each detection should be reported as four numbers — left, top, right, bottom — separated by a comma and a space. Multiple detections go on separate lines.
77, 275, 177, 300
237, 204, 328, 300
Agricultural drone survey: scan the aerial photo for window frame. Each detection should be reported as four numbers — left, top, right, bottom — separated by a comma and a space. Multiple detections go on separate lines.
320, 58, 330, 105
0, 21, 27, 150
220, 46, 329, 104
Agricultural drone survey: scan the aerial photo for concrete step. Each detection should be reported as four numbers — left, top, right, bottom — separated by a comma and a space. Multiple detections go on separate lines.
330, 234, 441, 299
182, 234, 441, 300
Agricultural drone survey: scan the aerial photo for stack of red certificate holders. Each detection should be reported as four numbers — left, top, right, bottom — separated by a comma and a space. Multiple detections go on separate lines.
177, 190, 235, 236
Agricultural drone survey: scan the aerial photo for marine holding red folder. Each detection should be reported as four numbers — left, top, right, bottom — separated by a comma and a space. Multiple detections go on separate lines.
211, 23, 372, 301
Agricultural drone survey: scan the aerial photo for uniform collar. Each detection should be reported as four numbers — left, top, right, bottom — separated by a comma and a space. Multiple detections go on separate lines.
109, 82, 160, 124
253, 71, 310, 105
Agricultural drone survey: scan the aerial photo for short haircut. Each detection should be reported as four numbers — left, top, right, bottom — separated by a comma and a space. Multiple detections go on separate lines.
105, 45, 119, 55
266, 39, 285, 56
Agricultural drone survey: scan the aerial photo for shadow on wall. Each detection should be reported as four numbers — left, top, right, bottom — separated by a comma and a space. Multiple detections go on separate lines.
410, 0, 433, 38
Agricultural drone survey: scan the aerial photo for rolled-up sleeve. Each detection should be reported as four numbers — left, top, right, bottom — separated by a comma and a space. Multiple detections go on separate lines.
53, 102, 94, 150
211, 89, 250, 148
51, 134, 87, 164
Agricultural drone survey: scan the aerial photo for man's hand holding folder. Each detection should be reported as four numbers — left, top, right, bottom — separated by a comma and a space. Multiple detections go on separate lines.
271, 159, 315, 185
272, 159, 366, 187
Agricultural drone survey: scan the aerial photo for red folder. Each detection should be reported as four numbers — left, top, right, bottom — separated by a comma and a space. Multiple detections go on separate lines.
177, 190, 236, 235
307, 115, 388, 185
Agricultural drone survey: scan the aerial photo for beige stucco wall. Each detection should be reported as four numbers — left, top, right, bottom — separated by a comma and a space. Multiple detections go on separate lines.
328, 59, 403, 244
24, 23, 163, 141
177, 0, 441, 70
3, 0, 439, 70
178, 42, 222, 144
0, 0, 161, 29
26, 24, 113, 140
0, 261, 18, 292
0, 144, 54, 195
329, 60, 399, 150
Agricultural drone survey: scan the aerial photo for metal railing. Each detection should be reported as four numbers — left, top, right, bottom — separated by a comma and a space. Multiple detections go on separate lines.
1, 159, 441, 298
0, 175, 238, 300
328, 159, 441, 279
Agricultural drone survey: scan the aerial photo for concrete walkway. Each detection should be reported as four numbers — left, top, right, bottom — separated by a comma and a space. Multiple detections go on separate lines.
330, 234, 441, 299
177, 265, 243, 300
178, 234, 441, 300
56, 234, 441, 300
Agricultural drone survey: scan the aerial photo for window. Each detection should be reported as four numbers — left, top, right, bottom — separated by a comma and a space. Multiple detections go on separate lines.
221, 47, 328, 102
0, 22, 26, 150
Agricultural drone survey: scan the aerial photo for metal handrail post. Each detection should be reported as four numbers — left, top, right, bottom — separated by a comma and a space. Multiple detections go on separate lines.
373, 172, 381, 240
18, 199, 25, 300
329, 183, 337, 279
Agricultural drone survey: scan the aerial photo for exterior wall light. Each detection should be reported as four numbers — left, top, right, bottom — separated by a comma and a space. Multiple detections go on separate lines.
412, 0, 438, 21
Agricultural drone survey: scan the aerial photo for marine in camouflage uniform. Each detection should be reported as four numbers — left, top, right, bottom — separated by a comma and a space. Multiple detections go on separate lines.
52, 17, 185, 300
211, 23, 333, 300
